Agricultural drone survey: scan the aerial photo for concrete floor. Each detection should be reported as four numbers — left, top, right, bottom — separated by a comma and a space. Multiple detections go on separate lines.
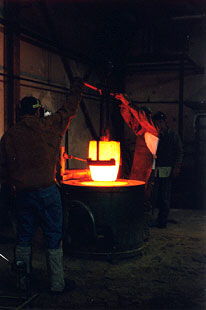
0, 208, 205, 310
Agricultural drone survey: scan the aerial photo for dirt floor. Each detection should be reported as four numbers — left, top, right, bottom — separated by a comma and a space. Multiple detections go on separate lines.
0, 208, 205, 310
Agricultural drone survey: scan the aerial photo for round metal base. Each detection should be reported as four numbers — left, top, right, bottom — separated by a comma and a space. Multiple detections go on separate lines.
62, 179, 146, 259
66, 246, 144, 262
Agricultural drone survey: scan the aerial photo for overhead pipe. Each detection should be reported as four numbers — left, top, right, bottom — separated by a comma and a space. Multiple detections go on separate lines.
172, 14, 205, 21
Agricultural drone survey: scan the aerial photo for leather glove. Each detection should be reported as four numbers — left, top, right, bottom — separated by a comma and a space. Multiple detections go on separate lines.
115, 93, 130, 106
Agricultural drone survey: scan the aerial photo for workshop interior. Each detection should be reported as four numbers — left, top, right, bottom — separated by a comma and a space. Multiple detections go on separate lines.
0, 0, 205, 264
0, 0, 205, 308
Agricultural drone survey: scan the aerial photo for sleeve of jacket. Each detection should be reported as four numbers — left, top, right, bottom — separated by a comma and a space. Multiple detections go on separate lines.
129, 106, 158, 137
120, 105, 141, 134
41, 78, 84, 135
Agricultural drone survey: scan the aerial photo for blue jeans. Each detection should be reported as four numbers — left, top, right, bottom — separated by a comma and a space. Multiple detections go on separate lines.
15, 184, 63, 249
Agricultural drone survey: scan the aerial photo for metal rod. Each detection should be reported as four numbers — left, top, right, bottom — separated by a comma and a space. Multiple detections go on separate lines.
0, 253, 10, 263
0, 73, 101, 100
172, 14, 205, 21
178, 54, 184, 140
16, 293, 39, 310
97, 140, 99, 161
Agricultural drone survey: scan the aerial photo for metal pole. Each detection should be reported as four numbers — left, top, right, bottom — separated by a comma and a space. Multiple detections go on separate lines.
178, 54, 184, 140
3, 0, 20, 130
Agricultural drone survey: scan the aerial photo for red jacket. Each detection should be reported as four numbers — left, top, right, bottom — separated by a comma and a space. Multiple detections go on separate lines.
120, 104, 157, 183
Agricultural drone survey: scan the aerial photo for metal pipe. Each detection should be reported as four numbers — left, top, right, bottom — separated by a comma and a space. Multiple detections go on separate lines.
0, 253, 10, 263
178, 54, 185, 140
0, 73, 101, 100
172, 14, 205, 21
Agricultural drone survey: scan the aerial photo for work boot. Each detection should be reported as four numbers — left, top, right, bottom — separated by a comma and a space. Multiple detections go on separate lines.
14, 246, 32, 296
15, 246, 32, 273
47, 247, 71, 293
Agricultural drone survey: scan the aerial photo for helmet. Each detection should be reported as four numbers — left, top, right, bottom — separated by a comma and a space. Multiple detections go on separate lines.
19, 96, 42, 116
152, 111, 167, 122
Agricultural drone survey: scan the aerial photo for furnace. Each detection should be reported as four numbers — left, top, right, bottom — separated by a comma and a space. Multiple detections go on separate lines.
61, 140, 146, 260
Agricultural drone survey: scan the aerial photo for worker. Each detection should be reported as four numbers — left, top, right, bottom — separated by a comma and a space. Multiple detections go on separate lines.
115, 94, 158, 181
115, 93, 159, 240
152, 111, 183, 228
0, 77, 84, 294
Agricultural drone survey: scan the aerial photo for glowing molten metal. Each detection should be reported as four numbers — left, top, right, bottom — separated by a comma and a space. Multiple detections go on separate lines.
88, 141, 120, 182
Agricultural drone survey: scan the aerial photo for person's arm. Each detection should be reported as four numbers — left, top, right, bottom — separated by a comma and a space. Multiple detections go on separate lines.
115, 93, 141, 134
115, 93, 158, 137
41, 78, 84, 135
129, 106, 158, 137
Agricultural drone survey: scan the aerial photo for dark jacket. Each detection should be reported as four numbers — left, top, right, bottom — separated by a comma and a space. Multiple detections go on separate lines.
0, 80, 83, 191
156, 128, 183, 168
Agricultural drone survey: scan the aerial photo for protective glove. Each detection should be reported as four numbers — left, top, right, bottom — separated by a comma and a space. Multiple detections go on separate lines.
114, 93, 130, 106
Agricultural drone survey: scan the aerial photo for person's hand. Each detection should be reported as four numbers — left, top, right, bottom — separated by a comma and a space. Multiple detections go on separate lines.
131, 108, 158, 137
115, 93, 130, 106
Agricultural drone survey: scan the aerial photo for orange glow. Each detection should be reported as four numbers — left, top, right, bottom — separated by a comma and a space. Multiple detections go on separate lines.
81, 181, 127, 186
88, 140, 120, 181
62, 179, 145, 187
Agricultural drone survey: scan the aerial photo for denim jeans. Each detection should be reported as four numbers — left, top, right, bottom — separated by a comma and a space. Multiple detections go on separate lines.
15, 184, 63, 249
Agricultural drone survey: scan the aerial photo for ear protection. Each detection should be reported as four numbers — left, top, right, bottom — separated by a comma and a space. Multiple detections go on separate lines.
19, 96, 44, 116
32, 99, 42, 109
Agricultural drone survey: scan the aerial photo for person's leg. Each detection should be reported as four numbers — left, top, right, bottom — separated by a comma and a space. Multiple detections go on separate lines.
157, 177, 172, 227
143, 172, 155, 240
37, 184, 65, 292
15, 191, 38, 273
14, 191, 40, 293
151, 176, 160, 215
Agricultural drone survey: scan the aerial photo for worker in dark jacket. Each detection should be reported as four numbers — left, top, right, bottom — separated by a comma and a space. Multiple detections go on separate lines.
0, 78, 83, 294
152, 111, 183, 228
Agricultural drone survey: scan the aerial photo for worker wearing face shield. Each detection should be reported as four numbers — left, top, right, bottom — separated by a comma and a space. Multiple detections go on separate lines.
151, 111, 183, 228
115, 93, 159, 240
0, 78, 84, 294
